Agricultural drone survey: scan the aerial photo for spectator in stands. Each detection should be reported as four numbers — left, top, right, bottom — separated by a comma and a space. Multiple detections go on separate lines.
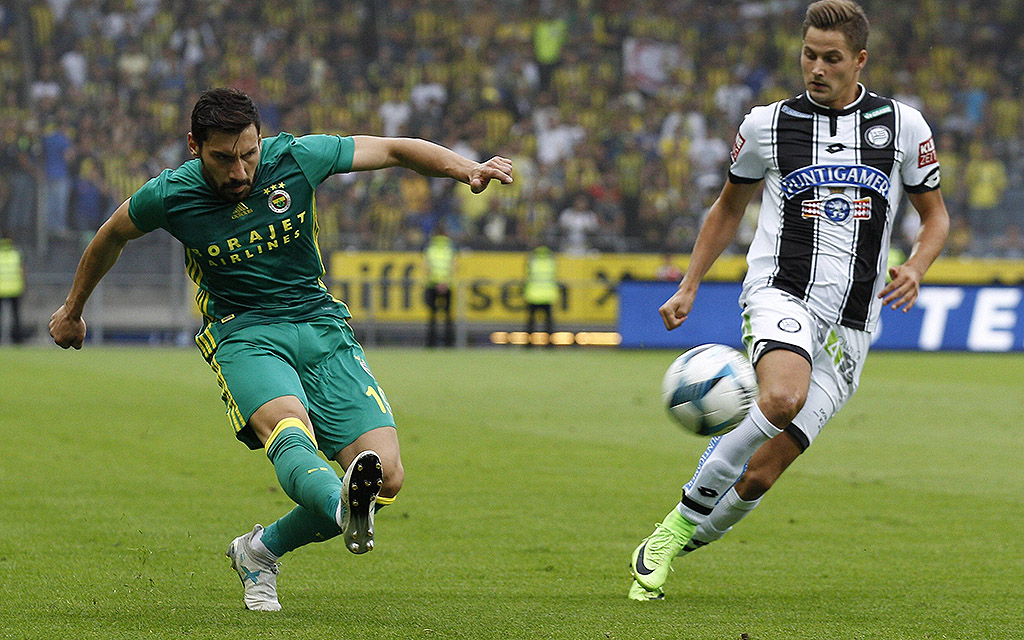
535, 110, 584, 169
945, 214, 974, 258
8, 0, 1024, 256
714, 69, 754, 126
41, 117, 74, 237
992, 224, 1024, 259
0, 122, 38, 242
964, 144, 1007, 244
533, 11, 567, 91
30, 62, 61, 103
71, 157, 110, 232
558, 193, 599, 255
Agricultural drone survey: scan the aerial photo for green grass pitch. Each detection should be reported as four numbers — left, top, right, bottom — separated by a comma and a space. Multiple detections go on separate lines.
0, 346, 1020, 639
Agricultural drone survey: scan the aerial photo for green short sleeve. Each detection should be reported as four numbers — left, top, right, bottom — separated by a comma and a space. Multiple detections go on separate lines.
290, 135, 355, 186
128, 172, 169, 232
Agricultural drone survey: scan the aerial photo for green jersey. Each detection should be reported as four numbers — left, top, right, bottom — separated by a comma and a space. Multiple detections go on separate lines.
128, 132, 355, 338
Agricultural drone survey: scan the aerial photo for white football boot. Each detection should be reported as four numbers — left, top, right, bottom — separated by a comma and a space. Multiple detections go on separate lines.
226, 524, 281, 611
340, 450, 383, 554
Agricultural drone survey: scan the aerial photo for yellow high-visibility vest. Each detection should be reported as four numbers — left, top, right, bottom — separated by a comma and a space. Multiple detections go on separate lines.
425, 235, 454, 285
524, 249, 557, 305
0, 243, 24, 298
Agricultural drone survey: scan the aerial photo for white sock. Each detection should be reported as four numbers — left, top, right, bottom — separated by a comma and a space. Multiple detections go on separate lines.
250, 527, 279, 561
678, 402, 782, 523
680, 487, 762, 555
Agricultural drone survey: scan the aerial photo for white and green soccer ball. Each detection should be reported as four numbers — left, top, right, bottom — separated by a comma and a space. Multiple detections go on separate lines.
662, 344, 758, 437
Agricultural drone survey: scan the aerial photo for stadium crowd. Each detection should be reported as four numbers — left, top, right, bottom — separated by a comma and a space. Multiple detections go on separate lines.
2, 0, 1024, 258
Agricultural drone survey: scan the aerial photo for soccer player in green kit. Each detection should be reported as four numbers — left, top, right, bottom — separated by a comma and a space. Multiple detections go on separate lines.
49, 88, 513, 611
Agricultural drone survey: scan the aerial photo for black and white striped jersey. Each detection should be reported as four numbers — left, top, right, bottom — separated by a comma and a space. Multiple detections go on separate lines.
729, 85, 940, 332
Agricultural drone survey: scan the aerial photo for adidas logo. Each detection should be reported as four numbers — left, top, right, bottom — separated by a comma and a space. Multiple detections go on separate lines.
231, 202, 253, 219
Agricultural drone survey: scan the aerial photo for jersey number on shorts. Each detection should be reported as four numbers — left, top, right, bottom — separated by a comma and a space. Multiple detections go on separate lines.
365, 385, 392, 414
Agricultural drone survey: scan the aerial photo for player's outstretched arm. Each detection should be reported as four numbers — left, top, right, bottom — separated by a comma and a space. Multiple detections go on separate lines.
660, 179, 761, 330
878, 189, 949, 312
350, 136, 513, 193
50, 199, 146, 349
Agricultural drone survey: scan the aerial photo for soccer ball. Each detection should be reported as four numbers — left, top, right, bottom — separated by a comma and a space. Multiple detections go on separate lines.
662, 344, 758, 437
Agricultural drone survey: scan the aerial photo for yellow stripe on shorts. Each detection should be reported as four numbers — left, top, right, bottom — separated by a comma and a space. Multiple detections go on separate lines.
195, 324, 216, 360
208, 353, 246, 434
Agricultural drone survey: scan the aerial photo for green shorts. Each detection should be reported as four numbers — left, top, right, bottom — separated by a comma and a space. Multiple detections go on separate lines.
198, 316, 395, 459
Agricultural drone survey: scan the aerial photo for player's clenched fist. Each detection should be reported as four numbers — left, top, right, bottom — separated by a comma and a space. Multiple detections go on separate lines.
49, 304, 86, 350
659, 287, 696, 331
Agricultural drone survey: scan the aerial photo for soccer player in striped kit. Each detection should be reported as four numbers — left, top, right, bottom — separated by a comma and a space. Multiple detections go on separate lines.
629, 0, 949, 600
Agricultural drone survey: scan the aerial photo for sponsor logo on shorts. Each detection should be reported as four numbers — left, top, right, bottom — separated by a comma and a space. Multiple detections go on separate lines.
778, 318, 802, 333
825, 330, 857, 385
864, 125, 892, 149
918, 137, 937, 167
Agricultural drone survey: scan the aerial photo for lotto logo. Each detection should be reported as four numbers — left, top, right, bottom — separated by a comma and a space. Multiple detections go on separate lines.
918, 138, 937, 168
731, 132, 745, 163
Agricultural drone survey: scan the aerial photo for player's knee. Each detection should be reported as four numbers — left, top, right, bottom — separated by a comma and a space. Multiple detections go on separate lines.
381, 459, 404, 498
757, 387, 807, 426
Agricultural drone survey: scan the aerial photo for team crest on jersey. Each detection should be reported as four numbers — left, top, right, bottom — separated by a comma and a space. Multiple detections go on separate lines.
268, 187, 291, 214
864, 125, 892, 149
802, 192, 871, 223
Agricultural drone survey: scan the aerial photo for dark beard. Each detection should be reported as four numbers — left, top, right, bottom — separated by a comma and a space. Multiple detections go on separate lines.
218, 182, 252, 202
199, 162, 251, 202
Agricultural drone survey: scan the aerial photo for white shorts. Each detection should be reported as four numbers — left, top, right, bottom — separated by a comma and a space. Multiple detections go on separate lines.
739, 286, 871, 449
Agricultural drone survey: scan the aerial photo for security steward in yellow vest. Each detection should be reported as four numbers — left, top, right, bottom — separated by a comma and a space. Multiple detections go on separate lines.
523, 245, 557, 346
0, 238, 26, 344
424, 231, 455, 347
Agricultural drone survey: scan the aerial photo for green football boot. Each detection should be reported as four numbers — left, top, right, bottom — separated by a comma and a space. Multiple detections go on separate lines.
630, 508, 696, 591
627, 579, 665, 601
